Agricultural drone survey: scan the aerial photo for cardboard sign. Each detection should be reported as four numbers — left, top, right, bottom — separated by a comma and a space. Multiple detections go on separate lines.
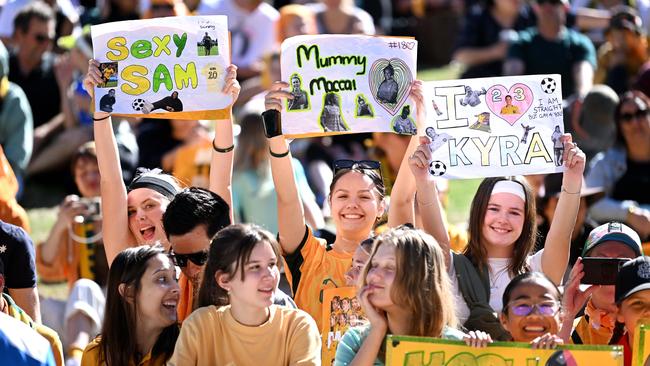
386, 335, 623, 366
91, 16, 232, 119
632, 319, 650, 366
280, 35, 418, 138
321, 287, 365, 365
422, 75, 565, 179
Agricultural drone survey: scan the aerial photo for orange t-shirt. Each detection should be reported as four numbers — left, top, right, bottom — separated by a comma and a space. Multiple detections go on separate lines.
283, 227, 352, 329
171, 140, 212, 189
178, 273, 194, 323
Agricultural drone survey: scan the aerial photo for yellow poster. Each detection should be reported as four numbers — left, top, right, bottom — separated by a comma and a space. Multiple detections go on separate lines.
386, 335, 622, 366
632, 319, 650, 366
321, 287, 365, 365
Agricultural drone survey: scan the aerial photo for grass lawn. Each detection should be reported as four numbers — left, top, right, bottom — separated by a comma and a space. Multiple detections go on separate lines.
197, 45, 219, 56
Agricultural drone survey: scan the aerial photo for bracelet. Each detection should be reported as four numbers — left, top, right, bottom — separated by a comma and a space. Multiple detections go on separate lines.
212, 139, 234, 153
561, 186, 581, 195
262, 110, 282, 138
93, 116, 109, 122
269, 148, 289, 158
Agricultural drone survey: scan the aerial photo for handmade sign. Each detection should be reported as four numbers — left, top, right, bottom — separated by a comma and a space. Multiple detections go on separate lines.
321, 287, 365, 365
422, 75, 565, 179
91, 16, 231, 119
280, 35, 418, 138
632, 319, 650, 366
386, 336, 623, 366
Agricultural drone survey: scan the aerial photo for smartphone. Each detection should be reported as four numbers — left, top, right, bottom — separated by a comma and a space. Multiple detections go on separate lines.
581, 257, 630, 285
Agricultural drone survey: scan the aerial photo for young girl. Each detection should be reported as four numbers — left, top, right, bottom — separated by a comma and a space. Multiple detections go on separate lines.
403, 135, 585, 337
168, 224, 320, 365
262, 80, 425, 328
610, 256, 650, 366
335, 226, 491, 366
84, 60, 240, 265
500, 272, 564, 348
81, 245, 179, 365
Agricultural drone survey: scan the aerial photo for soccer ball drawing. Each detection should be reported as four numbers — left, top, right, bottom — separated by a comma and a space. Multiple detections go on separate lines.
429, 161, 447, 176
541, 78, 557, 94
132, 98, 146, 111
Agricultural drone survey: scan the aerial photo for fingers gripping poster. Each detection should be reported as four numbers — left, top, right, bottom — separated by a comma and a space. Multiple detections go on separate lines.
386, 336, 623, 366
280, 35, 418, 138
423, 75, 565, 179
91, 16, 232, 119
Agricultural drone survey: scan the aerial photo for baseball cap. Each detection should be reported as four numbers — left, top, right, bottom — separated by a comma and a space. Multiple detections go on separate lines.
58, 25, 93, 59
615, 256, 650, 303
607, 6, 644, 35
582, 222, 643, 257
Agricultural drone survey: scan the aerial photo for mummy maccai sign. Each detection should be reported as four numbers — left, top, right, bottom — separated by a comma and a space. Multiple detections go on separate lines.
91, 16, 232, 119
280, 34, 418, 138
423, 74, 566, 179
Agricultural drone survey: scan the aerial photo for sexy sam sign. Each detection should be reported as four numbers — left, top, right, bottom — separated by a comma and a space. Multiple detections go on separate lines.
91, 16, 232, 119
280, 35, 418, 138
423, 75, 565, 179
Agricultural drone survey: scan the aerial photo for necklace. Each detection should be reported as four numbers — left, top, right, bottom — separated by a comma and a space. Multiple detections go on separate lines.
489, 266, 510, 291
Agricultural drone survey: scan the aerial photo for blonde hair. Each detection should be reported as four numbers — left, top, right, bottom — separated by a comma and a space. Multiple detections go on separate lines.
361, 225, 457, 337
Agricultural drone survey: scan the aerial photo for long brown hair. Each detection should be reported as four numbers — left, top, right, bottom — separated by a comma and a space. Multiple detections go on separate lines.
360, 225, 458, 337
234, 113, 269, 174
197, 224, 281, 308
100, 245, 179, 366
464, 176, 537, 277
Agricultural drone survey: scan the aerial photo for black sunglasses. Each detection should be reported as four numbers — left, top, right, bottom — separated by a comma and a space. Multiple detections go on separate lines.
333, 159, 381, 175
619, 109, 650, 123
170, 250, 209, 267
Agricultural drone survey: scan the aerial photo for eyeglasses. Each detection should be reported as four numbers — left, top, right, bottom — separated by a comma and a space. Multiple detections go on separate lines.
170, 250, 209, 267
508, 301, 560, 316
619, 109, 650, 123
333, 159, 381, 175
537, 0, 563, 5
33, 33, 53, 43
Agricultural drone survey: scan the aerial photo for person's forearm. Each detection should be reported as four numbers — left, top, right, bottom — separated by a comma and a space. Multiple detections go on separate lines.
40, 218, 68, 265
543, 182, 581, 284
349, 327, 385, 366
209, 115, 235, 223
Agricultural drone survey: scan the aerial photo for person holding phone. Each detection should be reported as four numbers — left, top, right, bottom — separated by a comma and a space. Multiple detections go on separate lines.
562, 222, 643, 345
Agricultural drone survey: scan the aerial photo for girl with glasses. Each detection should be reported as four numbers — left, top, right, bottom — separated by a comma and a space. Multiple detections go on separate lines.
261, 79, 425, 328
168, 224, 320, 365
586, 91, 650, 242
499, 271, 564, 348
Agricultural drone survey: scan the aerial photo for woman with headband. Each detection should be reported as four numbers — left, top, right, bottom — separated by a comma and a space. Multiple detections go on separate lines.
396, 135, 585, 340
83, 60, 240, 266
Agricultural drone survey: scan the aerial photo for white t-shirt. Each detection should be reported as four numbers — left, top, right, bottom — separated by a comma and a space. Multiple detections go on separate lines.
448, 249, 545, 324
197, 0, 278, 68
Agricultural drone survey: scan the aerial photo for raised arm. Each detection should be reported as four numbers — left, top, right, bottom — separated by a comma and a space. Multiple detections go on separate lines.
263, 81, 306, 255
209, 64, 240, 225
542, 134, 585, 284
84, 60, 134, 266
408, 136, 452, 268
387, 80, 425, 228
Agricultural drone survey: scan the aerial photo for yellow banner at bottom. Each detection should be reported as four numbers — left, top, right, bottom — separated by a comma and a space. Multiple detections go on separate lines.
386, 336, 622, 366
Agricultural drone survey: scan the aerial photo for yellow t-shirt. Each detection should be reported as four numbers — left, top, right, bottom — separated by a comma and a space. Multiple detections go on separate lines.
500, 104, 520, 115
168, 305, 320, 366
171, 140, 212, 189
283, 227, 353, 328
81, 336, 167, 366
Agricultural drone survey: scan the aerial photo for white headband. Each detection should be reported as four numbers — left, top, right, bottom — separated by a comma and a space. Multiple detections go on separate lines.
491, 180, 526, 201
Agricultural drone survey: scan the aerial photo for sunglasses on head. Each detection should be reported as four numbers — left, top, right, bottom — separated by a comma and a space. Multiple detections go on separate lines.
333, 159, 381, 175
619, 109, 650, 123
508, 301, 560, 316
170, 250, 209, 267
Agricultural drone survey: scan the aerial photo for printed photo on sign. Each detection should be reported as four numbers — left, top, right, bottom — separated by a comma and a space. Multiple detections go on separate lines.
422, 74, 565, 179
321, 287, 365, 366
90, 15, 231, 119
280, 34, 417, 138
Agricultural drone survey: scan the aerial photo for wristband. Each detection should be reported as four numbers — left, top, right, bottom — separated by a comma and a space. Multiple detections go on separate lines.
262, 110, 282, 138
212, 139, 234, 153
561, 186, 580, 195
93, 116, 109, 122
269, 148, 289, 158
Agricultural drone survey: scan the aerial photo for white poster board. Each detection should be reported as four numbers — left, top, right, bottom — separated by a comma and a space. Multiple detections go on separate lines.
91, 16, 232, 119
280, 34, 418, 138
422, 74, 565, 179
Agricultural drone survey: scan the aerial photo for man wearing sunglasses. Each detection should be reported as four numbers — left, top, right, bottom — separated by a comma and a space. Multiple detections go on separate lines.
504, 0, 596, 102
162, 187, 295, 321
